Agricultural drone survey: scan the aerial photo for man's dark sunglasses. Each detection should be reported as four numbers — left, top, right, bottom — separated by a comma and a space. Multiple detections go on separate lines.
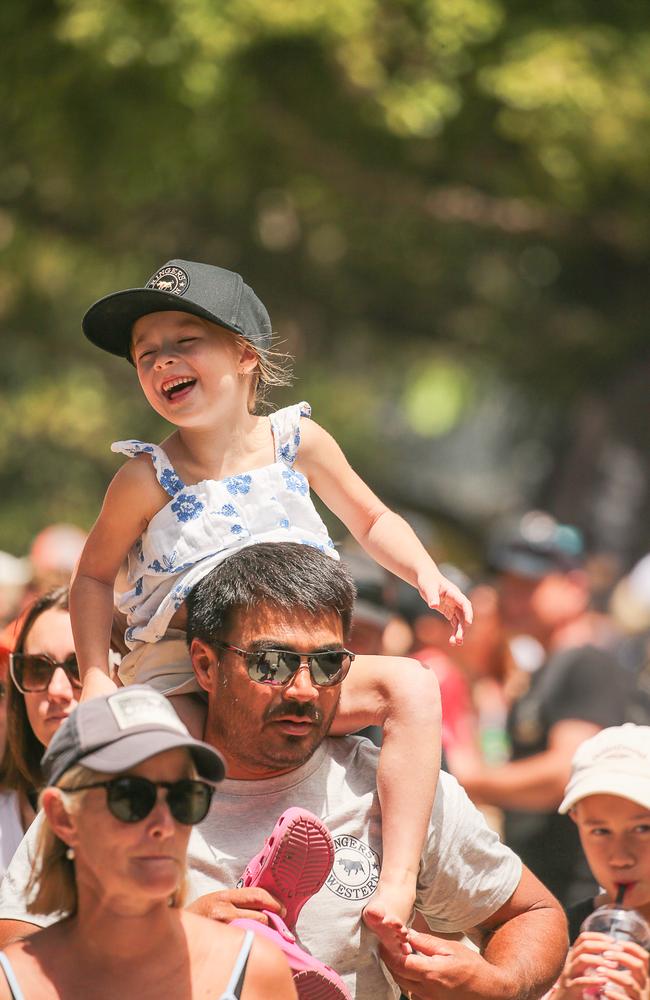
214, 641, 355, 687
9, 652, 82, 694
66, 776, 214, 825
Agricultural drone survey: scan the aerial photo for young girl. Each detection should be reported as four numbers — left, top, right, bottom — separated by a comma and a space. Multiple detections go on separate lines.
70, 258, 472, 936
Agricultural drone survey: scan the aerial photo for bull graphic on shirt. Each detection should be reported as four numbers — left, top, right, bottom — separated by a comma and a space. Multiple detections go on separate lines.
327, 835, 380, 900
338, 857, 365, 876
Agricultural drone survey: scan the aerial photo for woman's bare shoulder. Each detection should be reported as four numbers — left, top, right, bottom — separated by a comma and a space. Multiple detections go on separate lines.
181, 913, 296, 998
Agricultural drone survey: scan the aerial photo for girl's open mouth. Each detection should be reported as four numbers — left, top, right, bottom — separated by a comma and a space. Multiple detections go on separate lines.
161, 376, 197, 400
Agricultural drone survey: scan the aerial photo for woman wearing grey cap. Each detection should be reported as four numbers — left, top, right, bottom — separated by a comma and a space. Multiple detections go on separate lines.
0, 688, 296, 1000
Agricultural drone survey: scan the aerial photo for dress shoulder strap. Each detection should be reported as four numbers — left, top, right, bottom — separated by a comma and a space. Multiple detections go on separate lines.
0, 952, 26, 1000
219, 929, 254, 1000
111, 440, 186, 498
269, 401, 311, 466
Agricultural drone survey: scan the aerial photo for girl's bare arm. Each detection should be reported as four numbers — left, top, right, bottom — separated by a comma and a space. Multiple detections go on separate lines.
297, 420, 472, 640
70, 456, 165, 697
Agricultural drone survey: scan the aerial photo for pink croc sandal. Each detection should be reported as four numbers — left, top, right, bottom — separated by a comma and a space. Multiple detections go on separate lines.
240, 808, 334, 930
232, 912, 352, 1000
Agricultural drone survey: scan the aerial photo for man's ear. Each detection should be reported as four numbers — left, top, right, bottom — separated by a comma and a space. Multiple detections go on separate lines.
41, 788, 78, 851
190, 638, 218, 694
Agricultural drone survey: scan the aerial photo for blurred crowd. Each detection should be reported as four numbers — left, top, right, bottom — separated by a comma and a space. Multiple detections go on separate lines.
0, 510, 648, 912
343, 510, 648, 910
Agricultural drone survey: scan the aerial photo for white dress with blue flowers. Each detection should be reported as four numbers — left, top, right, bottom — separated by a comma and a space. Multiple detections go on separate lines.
112, 402, 338, 694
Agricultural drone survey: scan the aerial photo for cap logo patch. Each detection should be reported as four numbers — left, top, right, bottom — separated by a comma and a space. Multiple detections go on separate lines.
108, 689, 189, 735
146, 265, 190, 297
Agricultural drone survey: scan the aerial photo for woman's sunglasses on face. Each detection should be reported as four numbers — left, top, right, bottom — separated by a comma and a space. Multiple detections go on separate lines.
213, 640, 355, 687
9, 652, 81, 694
65, 776, 214, 825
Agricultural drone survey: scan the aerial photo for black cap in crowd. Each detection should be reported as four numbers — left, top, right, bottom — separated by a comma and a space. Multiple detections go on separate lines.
488, 511, 584, 579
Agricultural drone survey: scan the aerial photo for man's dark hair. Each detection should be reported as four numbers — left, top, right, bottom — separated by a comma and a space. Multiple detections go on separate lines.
186, 542, 356, 646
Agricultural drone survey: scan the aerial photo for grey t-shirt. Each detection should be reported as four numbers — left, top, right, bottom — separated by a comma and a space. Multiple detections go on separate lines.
0, 737, 521, 999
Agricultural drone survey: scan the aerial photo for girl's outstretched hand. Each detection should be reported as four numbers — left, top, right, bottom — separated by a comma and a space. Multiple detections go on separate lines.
417, 572, 473, 646
551, 932, 649, 1000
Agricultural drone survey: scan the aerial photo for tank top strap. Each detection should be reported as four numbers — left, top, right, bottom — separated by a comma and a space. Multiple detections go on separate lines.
269, 401, 311, 467
219, 929, 254, 1000
0, 952, 26, 1000
111, 440, 186, 498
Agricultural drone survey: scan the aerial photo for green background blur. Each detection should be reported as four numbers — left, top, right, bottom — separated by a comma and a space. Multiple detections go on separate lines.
2, 0, 650, 567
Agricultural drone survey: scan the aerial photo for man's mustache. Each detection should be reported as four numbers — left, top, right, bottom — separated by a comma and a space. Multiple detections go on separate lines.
264, 700, 323, 724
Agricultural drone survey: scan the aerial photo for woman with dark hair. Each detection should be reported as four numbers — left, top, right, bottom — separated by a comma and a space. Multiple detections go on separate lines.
0, 588, 81, 862
0, 645, 23, 872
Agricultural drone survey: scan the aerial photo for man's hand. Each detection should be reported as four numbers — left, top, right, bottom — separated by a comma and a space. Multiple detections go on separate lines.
186, 887, 286, 924
381, 930, 510, 1000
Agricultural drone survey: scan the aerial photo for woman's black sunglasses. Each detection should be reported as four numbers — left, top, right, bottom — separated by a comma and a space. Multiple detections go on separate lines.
65, 776, 214, 825
9, 652, 81, 694
213, 640, 355, 687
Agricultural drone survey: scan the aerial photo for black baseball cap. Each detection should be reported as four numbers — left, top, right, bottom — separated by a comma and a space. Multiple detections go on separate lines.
42, 686, 225, 786
488, 511, 583, 579
82, 259, 272, 359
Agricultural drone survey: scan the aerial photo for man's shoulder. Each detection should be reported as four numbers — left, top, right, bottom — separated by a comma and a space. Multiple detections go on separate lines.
324, 734, 380, 769
324, 736, 461, 802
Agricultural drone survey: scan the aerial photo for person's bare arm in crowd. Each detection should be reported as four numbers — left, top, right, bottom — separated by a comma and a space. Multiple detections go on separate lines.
382, 866, 568, 1000
456, 719, 601, 811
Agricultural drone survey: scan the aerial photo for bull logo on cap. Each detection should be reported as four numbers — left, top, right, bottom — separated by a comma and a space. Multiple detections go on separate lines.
146, 265, 190, 296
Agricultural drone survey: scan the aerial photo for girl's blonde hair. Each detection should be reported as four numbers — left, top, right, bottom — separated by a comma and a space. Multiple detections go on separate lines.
234, 334, 293, 413
27, 764, 188, 916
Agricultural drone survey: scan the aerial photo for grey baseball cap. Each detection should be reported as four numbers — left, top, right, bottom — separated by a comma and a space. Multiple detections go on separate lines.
42, 686, 225, 786
82, 259, 272, 359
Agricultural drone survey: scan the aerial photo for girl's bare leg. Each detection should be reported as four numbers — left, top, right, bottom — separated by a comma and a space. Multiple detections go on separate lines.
331, 654, 441, 956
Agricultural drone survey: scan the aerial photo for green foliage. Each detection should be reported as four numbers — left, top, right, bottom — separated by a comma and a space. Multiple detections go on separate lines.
1, 0, 649, 550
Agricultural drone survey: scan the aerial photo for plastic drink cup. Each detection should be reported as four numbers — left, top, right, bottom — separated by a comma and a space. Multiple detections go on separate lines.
580, 905, 650, 998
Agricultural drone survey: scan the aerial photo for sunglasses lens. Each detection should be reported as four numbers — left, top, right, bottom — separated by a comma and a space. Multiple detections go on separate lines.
63, 654, 82, 687
311, 651, 349, 685
15, 655, 53, 691
167, 780, 213, 825
107, 777, 157, 823
248, 651, 291, 685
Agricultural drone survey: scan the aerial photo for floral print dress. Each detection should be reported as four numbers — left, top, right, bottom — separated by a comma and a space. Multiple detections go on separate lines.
112, 402, 338, 650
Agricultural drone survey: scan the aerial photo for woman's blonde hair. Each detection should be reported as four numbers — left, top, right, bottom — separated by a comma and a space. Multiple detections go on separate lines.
27, 764, 188, 916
